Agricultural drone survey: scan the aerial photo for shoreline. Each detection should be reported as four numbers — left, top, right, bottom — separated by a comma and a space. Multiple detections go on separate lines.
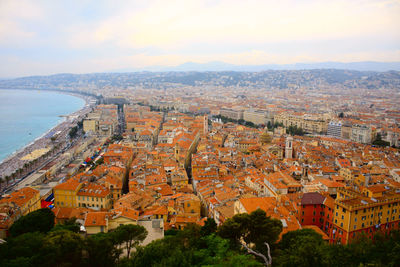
0, 89, 95, 177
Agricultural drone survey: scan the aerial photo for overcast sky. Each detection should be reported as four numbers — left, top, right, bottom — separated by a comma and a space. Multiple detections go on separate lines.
0, 0, 399, 77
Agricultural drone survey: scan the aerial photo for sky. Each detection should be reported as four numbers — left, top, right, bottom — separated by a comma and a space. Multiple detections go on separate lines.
0, 0, 399, 77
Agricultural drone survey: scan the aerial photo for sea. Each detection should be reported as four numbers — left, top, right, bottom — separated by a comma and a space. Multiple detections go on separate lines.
0, 89, 85, 163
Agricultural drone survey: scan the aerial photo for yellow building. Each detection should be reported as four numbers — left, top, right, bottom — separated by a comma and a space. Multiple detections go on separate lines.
77, 183, 112, 210
84, 211, 111, 234
108, 208, 139, 230
53, 179, 82, 208
178, 194, 201, 216
274, 113, 327, 134
339, 167, 365, 185
84, 208, 139, 234
238, 140, 258, 153
332, 186, 400, 244
83, 119, 98, 134
0, 187, 41, 216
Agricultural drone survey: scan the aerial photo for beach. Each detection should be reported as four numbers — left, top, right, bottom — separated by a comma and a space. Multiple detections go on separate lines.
0, 91, 95, 178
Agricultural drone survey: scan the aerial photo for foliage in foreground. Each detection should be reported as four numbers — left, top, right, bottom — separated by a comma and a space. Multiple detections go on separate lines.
1, 208, 400, 267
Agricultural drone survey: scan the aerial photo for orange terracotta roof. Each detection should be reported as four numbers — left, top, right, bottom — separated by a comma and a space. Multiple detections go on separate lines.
54, 179, 81, 191
84, 211, 111, 227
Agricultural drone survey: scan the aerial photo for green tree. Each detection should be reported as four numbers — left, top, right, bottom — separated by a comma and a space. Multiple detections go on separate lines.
192, 234, 262, 267
69, 126, 78, 139
201, 218, 217, 237
43, 230, 84, 267
276, 228, 327, 267
51, 217, 80, 233
85, 233, 122, 267
112, 224, 147, 259
130, 231, 262, 267
372, 133, 390, 147
218, 209, 283, 258
0, 232, 46, 266
9, 208, 55, 237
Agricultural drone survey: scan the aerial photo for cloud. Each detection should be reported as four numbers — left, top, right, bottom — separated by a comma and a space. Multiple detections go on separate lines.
66, 0, 400, 49
0, 0, 399, 76
0, 0, 44, 45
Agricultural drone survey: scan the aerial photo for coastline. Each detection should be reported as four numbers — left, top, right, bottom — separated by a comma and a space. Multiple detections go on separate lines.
0, 89, 94, 177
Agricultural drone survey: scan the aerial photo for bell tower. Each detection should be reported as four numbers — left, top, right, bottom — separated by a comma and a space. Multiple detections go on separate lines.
285, 136, 293, 159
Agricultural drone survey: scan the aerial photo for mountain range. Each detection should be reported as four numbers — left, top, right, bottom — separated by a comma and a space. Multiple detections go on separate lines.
112, 61, 400, 73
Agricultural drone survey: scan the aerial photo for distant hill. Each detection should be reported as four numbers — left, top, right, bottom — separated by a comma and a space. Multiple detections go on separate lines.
1, 69, 399, 91
113, 61, 400, 72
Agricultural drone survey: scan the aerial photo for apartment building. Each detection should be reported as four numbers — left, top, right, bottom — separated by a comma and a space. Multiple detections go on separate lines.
243, 109, 269, 125
332, 186, 400, 244
220, 108, 244, 120
351, 124, 372, 144
274, 113, 328, 134
327, 121, 342, 138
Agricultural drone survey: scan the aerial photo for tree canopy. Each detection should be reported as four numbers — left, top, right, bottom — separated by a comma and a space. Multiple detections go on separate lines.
9, 208, 55, 237
1, 207, 400, 267
218, 209, 283, 256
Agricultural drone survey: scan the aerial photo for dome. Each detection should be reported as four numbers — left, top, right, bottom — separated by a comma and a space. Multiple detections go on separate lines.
260, 131, 272, 144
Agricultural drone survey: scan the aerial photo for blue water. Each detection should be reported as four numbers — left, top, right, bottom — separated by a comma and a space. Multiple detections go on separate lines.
0, 89, 85, 163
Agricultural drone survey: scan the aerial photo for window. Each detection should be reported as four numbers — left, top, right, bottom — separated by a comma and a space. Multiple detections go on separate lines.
342, 215, 344, 220
187, 203, 191, 207
355, 218, 357, 222
340, 222, 343, 227
343, 208, 346, 213
312, 218, 315, 222
355, 210, 358, 215
362, 223, 365, 228
78, 196, 80, 200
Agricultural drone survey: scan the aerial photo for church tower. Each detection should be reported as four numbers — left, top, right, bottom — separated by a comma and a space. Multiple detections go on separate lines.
285, 136, 293, 159
203, 115, 209, 135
